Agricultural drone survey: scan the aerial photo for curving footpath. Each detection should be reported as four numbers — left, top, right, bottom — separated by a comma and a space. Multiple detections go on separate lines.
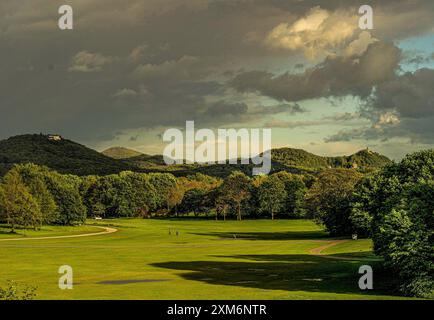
309, 240, 353, 260
0, 226, 118, 242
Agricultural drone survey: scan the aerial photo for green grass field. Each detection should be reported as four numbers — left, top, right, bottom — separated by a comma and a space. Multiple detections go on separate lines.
0, 219, 412, 300
0, 224, 102, 239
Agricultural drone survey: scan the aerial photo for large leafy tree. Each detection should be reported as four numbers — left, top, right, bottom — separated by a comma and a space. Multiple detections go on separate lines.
12, 164, 58, 224
353, 150, 434, 297
0, 170, 42, 231
206, 188, 228, 220
220, 171, 251, 221
305, 168, 362, 236
44, 171, 86, 225
179, 188, 207, 216
165, 181, 185, 216
121, 171, 158, 216
258, 174, 286, 220
274, 171, 307, 217
350, 174, 380, 237
83, 172, 158, 218
86, 174, 125, 217
148, 173, 178, 210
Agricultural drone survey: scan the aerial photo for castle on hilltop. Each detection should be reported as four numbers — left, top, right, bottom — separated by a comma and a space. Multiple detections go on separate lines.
47, 134, 62, 141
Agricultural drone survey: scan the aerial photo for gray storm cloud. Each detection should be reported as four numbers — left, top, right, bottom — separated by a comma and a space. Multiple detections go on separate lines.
0, 0, 433, 151
232, 41, 401, 101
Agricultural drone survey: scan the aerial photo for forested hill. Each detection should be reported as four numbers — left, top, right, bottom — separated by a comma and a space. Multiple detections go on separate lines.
272, 148, 392, 170
101, 147, 142, 159
101, 147, 168, 167
0, 134, 131, 176
0, 134, 392, 177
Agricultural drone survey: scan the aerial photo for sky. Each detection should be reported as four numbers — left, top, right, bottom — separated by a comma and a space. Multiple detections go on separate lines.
0, 0, 433, 160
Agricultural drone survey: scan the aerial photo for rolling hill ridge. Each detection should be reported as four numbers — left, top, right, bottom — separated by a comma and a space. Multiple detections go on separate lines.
0, 134, 131, 176
101, 147, 142, 159
0, 134, 392, 177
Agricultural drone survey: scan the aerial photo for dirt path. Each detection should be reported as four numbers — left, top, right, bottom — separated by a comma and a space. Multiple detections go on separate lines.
0, 226, 118, 242
308, 240, 355, 260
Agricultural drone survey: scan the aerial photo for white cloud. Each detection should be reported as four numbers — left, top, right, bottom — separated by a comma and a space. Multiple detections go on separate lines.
69, 51, 113, 72
265, 6, 358, 59
343, 31, 378, 58
373, 112, 400, 129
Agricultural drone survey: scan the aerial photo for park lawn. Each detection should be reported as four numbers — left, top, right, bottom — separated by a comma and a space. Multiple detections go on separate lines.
0, 224, 102, 239
0, 219, 414, 300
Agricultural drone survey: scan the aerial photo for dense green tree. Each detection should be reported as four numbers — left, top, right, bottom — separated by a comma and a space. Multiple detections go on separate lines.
274, 171, 307, 217
1, 170, 42, 231
83, 172, 158, 218
214, 194, 230, 220
121, 171, 158, 216
167, 182, 185, 216
353, 150, 434, 297
258, 175, 286, 220
179, 188, 207, 216
350, 175, 378, 237
85, 174, 122, 217
220, 171, 251, 221
148, 173, 178, 210
44, 171, 86, 225
80, 175, 99, 217
204, 188, 226, 220
12, 164, 58, 224
305, 169, 362, 236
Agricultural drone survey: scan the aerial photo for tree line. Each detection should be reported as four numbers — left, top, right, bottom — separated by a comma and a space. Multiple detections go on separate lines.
0, 150, 432, 297
0, 164, 310, 228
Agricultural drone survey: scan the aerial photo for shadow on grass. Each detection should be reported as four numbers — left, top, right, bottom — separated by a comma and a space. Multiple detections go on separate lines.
191, 230, 330, 241
0, 226, 23, 235
152, 252, 398, 297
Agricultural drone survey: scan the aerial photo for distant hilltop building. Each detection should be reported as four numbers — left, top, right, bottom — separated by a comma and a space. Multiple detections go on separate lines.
47, 134, 62, 141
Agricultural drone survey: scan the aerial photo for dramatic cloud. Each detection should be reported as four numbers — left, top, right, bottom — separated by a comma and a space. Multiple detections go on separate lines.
326, 68, 434, 143
370, 68, 434, 119
0, 0, 432, 158
232, 41, 401, 102
265, 6, 357, 59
